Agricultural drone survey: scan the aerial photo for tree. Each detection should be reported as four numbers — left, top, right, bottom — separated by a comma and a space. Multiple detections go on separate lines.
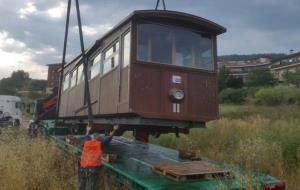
226, 76, 244, 89
11, 70, 29, 81
0, 70, 46, 95
218, 65, 230, 91
283, 69, 300, 88
245, 68, 275, 87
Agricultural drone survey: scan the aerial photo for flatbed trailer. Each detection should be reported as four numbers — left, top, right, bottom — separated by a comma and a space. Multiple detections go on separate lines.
40, 120, 283, 190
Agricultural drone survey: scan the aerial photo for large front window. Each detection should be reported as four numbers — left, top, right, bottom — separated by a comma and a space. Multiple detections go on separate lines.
137, 23, 214, 70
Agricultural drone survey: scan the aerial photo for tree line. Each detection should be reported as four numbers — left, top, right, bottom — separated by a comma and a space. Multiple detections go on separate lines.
218, 66, 300, 105
0, 70, 47, 99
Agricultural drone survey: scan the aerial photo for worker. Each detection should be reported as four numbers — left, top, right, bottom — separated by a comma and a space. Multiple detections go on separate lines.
79, 123, 118, 190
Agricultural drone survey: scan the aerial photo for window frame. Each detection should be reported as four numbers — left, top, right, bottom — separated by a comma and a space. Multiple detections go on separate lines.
70, 68, 78, 89
136, 22, 215, 71
76, 64, 84, 84
63, 73, 70, 91
102, 39, 120, 76
89, 53, 102, 80
122, 30, 131, 68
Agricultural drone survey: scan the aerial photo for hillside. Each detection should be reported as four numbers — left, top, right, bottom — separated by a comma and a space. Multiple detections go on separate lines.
218, 53, 286, 62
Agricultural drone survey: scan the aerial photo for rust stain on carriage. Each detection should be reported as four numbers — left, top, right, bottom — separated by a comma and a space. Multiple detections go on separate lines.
58, 10, 225, 128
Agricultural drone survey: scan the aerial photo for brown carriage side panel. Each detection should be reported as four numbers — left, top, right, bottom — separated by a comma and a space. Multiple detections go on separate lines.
131, 63, 162, 114
187, 73, 218, 120
99, 68, 120, 114
72, 82, 85, 116
130, 62, 218, 122
118, 66, 130, 113
59, 92, 68, 117
88, 75, 100, 114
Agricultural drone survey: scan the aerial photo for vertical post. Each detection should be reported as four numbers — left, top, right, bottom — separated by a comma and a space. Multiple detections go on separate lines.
56, 0, 72, 116
75, 0, 93, 123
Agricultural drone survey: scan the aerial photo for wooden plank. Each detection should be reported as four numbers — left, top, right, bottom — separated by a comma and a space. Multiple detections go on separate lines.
152, 161, 230, 181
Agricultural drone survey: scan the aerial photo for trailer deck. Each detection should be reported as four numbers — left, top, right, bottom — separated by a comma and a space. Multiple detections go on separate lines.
44, 135, 279, 188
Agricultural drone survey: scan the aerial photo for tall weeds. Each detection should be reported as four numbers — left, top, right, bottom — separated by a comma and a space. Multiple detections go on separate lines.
150, 105, 300, 190
0, 128, 77, 190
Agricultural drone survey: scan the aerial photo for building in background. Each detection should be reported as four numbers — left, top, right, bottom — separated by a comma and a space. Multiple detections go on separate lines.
46, 63, 61, 94
218, 58, 272, 77
271, 51, 300, 82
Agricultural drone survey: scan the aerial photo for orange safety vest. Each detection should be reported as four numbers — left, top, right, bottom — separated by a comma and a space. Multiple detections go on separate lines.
80, 139, 102, 167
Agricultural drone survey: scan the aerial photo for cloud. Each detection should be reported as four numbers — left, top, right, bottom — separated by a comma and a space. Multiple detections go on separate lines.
0, 0, 300, 79
72, 24, 113, 36
0, 31, 47, 79
46, 2, 66, 19
18, 1, 37, 19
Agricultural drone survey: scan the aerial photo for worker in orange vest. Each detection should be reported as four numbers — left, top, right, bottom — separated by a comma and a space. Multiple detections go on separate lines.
79, 123, 118, 190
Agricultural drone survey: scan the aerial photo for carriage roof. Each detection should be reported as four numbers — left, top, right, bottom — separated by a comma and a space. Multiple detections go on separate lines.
63, 10, 226, 69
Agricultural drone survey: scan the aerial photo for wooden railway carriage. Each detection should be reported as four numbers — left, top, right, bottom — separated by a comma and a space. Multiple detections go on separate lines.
58, 10, 226, 137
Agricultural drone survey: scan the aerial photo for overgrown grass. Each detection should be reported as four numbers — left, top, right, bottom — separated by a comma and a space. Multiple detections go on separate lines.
0, 128, 77, 190
1, 105, 299, 189
151, 105, 300, 190
0, 128, 131, 190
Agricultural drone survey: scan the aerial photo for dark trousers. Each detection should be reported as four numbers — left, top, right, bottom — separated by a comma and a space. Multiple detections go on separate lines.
79, 166, 101, 190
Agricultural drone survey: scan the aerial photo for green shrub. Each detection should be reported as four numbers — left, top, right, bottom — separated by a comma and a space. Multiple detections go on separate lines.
255, 86, 300, 106
255, 87, 285, 105
219, 88, 247, 104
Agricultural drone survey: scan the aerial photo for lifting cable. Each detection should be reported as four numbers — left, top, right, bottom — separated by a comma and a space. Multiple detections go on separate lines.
57, 0, 94, 124
56, 0, 71, 116
155, 0, 167, 10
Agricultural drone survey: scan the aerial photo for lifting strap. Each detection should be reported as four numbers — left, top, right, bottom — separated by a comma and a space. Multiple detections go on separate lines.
57, 0, 94, 123
155, 0, 167, 10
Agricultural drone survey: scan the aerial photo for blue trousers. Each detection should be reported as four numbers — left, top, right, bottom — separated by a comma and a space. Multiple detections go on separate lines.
79, 166, 101, 190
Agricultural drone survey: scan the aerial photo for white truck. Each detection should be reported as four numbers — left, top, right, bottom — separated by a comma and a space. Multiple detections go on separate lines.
0, 95, 22, 127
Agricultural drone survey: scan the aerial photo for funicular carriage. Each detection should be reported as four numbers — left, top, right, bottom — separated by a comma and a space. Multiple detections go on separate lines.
58, 10, 226, 141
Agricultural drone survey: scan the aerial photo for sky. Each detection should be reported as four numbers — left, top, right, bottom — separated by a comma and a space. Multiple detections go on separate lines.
0, 0, 299, 79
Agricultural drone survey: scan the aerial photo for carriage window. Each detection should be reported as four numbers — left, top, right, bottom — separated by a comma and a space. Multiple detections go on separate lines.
137, 24, 172, 64
90, 54, 101, 79
103, 42, 119, 74
123, 32, 131, 67
63, 73, 70, 91
70, 69, 77, 88
137, 23, 213, 70
77, 64, 84, 83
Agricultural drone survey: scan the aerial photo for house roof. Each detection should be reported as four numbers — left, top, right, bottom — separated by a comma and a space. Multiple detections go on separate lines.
218, 58, 271, 68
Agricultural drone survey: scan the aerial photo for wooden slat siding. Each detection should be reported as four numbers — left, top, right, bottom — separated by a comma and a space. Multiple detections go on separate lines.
99, 68, 119, 114
187, 73, 218, 119
89, 75, 100, 114
118, 66, 130, 113
59, 91, 68, 117
131, 61, 218, 122
73, 82, 85, 116
132, 64, 162, 113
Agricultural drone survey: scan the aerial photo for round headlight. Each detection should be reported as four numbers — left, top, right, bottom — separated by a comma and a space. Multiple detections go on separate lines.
174, 90, 184, 100
169, 89, 185, 102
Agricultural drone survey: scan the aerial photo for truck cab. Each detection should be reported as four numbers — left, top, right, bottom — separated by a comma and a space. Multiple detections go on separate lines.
0, 95, 22, 126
